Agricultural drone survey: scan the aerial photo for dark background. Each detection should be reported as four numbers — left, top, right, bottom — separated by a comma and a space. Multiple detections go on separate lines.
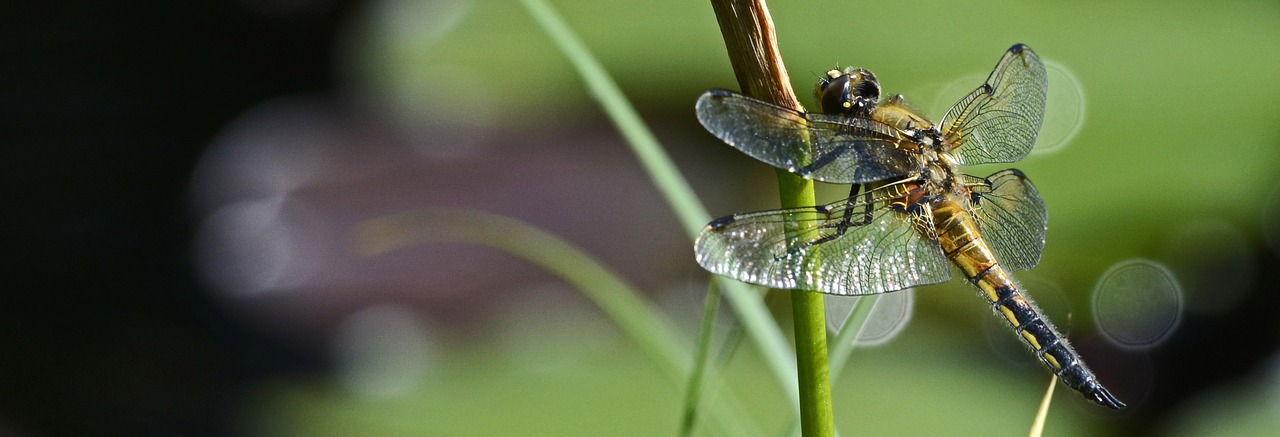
4, 2, 352, 434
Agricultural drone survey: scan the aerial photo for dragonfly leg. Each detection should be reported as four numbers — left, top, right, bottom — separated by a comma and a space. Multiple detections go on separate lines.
789, 183, 874, 252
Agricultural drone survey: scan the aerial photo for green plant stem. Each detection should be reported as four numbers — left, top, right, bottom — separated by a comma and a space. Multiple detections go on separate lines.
706, 0, 834, 435
791, 288, 833, 435
778, 173, 834, 437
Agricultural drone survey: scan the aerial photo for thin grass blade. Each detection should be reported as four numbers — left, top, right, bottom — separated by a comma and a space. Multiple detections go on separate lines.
519, 0, 800, 415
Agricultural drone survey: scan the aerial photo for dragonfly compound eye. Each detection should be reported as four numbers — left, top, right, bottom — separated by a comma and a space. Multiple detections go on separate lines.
816, 67, 880, 116
844, 68, 880, 101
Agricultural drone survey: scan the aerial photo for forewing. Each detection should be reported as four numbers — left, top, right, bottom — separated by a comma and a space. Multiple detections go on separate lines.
966, 169, 1047, 271
696, 89, 916, 184
695, 186, 952, 295
939, 44, 1048, 165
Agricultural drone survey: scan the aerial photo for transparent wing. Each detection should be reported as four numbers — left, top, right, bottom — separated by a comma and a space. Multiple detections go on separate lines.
939, 44, 1048, 165
695, 182, 952, 295
696, 89, 917, 184
965, 169, 1047, 271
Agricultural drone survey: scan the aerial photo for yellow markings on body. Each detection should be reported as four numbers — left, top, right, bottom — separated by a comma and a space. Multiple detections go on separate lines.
843, 101, 852, 108
1021, 330, 1042, 350
977, 280, 1000, 302
999, 304, 1019, 325
1044, 353, 1062, 370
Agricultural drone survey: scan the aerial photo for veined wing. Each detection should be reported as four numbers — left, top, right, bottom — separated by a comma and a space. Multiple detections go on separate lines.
939, 44, 1048, 165
696, 89, 917, 184
964, 169, 1047, 271
695, 181, 952, 295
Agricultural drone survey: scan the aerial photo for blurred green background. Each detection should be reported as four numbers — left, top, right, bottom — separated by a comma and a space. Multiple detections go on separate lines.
8, 0, 1279, 435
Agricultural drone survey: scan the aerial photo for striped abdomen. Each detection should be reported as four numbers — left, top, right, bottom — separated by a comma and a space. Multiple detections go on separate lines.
932, 198, 1125, 409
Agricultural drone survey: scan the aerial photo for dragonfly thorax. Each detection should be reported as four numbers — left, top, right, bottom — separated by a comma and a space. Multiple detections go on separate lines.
917, 148, 964, 198
870, 94, 936, 134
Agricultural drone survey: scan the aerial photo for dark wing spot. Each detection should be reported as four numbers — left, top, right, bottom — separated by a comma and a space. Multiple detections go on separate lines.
706, 215, 736, 230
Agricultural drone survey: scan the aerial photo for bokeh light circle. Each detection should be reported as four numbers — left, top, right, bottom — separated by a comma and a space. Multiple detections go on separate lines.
928, 59, 1085, 156
825, 289, 914, 347
1092, 259, 1183, 350
929, 73, 987, 124
195, 197, 296, 297
332, 305, 436, 399
1032, 60, 1087, 156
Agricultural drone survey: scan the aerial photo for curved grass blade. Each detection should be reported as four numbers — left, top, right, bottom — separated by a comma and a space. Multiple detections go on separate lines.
679, 280, 720, 437
520, 0, 801, 416
352, 209, 756, 436
827, 295, 880, 377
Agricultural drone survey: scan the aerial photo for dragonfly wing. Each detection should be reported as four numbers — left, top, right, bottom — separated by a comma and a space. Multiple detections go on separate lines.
966, 170, 1047, 271
939, 44, 1048, 165
695, 187, 952, 295
696, 89, 916, 184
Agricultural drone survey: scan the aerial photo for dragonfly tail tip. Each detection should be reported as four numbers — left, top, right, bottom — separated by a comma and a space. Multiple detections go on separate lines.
1090, 387, 1126, 410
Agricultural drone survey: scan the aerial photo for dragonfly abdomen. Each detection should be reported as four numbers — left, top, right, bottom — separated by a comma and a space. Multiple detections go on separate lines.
971, 266, 1125, 409
932, 199, 1126, 409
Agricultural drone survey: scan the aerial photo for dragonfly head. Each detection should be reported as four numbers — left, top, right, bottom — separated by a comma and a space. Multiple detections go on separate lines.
816, 67, 880, 116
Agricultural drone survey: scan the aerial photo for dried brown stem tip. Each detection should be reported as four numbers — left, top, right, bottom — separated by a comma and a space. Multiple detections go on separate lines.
708, 0, 803, 111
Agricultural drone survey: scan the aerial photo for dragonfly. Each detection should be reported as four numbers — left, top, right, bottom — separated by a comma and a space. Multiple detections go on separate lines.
693, 44, 1124, 409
